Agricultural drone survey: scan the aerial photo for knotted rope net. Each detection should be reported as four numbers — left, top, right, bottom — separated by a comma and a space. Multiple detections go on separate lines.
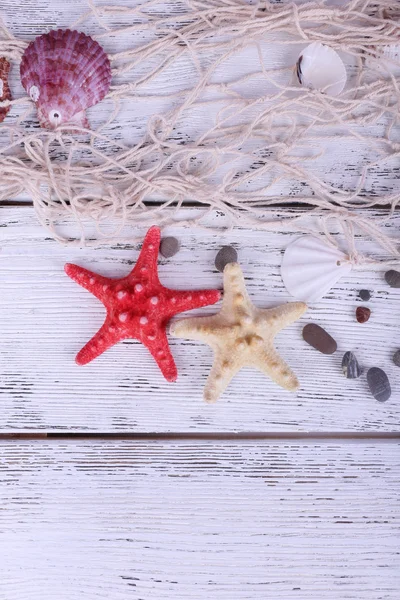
0, 0, 399, 264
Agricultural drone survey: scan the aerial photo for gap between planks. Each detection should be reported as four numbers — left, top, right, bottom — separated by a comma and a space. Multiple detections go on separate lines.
1, 432, 399, 441
1, 200, 397, 210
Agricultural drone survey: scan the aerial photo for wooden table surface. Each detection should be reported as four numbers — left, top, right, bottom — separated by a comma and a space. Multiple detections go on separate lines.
1, 1, 399, 598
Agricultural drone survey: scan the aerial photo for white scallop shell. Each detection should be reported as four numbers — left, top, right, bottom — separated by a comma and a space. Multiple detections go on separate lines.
281, 236, 352, 303
296, 42, 347, 96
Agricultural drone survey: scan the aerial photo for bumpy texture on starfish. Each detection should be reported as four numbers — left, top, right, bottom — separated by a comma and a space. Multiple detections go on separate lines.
171, 262, 307, 402
65, 226, 221, 382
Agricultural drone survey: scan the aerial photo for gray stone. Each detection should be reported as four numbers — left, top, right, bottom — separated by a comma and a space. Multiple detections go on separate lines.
393, 350, 400, 367
160, 236, 180, 258
367, 367, 391, 402
359, 289, 371, 301
215, 246, 238, 273
302, 323, 337, 355
385, 269, 400, 288
342, 351, 362, 379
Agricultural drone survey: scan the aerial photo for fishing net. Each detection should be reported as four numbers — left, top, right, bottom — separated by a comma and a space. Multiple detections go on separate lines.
0, 0, 399, 263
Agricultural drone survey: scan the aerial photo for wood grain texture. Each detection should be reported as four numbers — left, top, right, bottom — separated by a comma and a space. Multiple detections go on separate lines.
1, 205, 399, 432
1, 4, 399, 599
1, 0, 399, 208
0, 439, 399, 599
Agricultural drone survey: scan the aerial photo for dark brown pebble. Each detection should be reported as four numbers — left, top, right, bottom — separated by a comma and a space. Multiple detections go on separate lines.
356, 306, 371, 323
215, 246, 238, 273
393, 350, 400, 367
302, 323, 337, 355
385, 269, 400, 288
359, 289, 371, 301
367, 367, 391, 402
160, 236, 180, 258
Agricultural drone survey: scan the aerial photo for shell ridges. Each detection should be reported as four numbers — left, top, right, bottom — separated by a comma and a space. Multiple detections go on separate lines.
281, 236, 352, 303
20, 28, 111, 129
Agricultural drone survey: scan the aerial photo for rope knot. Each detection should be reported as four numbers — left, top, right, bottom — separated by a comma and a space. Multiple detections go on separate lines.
348, 251, 365, 266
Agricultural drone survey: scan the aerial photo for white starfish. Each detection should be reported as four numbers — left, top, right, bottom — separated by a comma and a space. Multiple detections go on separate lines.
171, 262, 307, 403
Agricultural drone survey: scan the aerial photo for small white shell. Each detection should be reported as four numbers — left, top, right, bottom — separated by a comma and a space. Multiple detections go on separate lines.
296, 42, 347, 96
281, 236, 352, 303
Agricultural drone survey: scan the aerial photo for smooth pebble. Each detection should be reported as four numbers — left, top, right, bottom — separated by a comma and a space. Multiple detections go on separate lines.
342, 351, 362, 379
160, 236, 180, 258
367, 367, 391, 402
393, 349, 400, 367
356, 306, 371, 323
215, 246, 238, 273
385, 269, 400, 288
359, 289, 371, 301
302, 323, 337, 355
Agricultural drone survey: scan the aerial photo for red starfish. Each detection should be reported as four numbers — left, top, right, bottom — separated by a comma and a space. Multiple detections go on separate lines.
65, 226, 221, 381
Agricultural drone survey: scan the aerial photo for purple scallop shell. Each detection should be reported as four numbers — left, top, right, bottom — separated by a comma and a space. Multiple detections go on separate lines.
20, 29, 111, 130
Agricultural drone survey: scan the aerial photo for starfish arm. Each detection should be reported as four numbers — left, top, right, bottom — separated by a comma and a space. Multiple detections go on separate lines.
252, 344, 300, 392
143, 328, 177, 382
76, 320, 123, 366
170, 315, 224, 346
129, 225, 161, 284
258, 302, 307, 335
203, 350, 239, 403
221, 262, 251, 311
166, 288, 221, 317
65, 263, 111, 303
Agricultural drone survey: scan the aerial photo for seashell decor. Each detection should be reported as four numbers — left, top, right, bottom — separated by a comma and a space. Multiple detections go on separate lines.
20, 29, 112, 130
281, 236, 352, 303
0, 57, 11, 123
296, 42, 347, 97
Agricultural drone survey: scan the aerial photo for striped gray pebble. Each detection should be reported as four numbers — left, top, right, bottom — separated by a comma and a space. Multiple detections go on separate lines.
342, 351, 362, 379
215, 246, 238, 273
160, 236, 180, 258
367, 367, 391, 402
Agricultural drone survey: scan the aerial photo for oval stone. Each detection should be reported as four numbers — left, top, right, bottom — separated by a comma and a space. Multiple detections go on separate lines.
160, 236, 180, 258
342, 351, 362, 379
393, 349, 400, 367
356, 306, 371, 323
302, 323, 337, 354
385, 269, 400, 288
367, 367, 391, 402
359, 289, 371, 301
215, 245, 238, 273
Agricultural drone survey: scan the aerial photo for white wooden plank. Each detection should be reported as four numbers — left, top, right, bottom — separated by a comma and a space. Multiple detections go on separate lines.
1, 205, 399, 432
0, 439, 399, 599
0, 0, 398, 212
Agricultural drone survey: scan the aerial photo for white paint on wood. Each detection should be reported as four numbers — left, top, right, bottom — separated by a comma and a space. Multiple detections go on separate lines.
0, 0, 398, 212
0, 4, 399, 598
0, 440, 399, 599
1, 206, 399, 432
